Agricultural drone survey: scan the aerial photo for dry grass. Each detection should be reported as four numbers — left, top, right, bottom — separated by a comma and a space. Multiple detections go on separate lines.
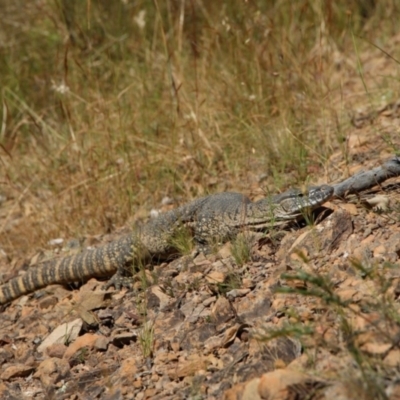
0, 0, 399, 259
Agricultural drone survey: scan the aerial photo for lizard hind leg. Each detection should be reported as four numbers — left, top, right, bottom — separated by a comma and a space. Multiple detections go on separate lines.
102, 242, 152, 292
102, 266, 136, 291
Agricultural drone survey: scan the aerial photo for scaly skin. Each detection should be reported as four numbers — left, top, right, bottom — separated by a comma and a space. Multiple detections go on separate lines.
0, 185, 333, 305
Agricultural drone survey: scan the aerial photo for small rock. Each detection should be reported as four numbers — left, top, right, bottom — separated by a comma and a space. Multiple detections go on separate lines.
226, 288, 251, 298
46, 343, 67, 358
94, 336, 109, 351
63, 333, 102, 360
384, 349, 400, 367
119, 357, 139, 382
193, 252, 208, 264
161, 196, 174, 205
48, 238, 64, 246
39, 296, 58, 309
242, 378, 262, 400
206, 271, 227, 284
217, 242, 232, 259
37, 318, 83, 353
352, 245, 373, 263
373, 244, 386, 258
258, 369, 324, 399
34, 358, 70, 387
387, 383, 400, 400
242, 278, 255, 289
211, 297, 233, 325
1, 364, 35, 380
111, 332, 137, 348
202, 296, 216, 307
150, 209, 160, 218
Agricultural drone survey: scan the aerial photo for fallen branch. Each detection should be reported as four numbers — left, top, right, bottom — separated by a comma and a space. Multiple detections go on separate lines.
332, 156, 400, 198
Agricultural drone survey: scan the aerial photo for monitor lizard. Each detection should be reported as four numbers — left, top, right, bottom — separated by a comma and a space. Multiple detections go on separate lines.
0, 185, 334, 305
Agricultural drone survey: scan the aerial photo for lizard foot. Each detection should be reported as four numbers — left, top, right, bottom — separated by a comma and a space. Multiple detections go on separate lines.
102, 271, 134, 291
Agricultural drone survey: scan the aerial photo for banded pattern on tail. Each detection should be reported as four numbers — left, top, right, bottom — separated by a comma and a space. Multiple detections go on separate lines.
0, 235, 134, 305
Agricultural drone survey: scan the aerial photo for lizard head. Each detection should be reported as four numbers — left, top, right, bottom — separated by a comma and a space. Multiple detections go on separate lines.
275, 184, 334, 219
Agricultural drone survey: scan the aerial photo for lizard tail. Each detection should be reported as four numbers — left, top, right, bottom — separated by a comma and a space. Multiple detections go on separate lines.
0, 236, 133, 305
